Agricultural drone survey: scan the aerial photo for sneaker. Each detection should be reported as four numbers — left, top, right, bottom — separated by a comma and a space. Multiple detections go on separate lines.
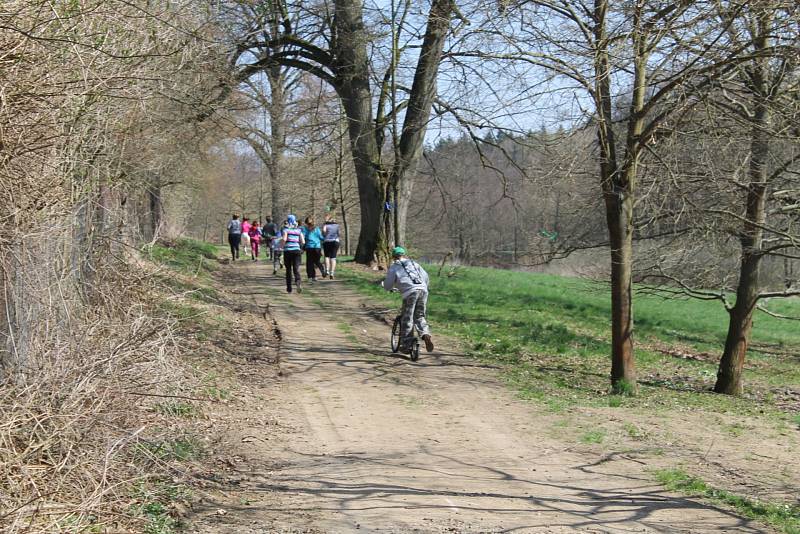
287, 287, 292, 293
422, 334, 434, 352
297, 286, 302, 294
330, 273, 335, 280
272, 270, 277, 275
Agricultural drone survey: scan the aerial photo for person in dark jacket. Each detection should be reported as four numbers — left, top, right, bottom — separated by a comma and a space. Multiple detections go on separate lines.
262, 216, 279, 261
227, 214, 242, 261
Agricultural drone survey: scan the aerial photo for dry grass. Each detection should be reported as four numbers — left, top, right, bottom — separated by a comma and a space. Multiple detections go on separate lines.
0, 258, 202, 533
0, 3, 230, 532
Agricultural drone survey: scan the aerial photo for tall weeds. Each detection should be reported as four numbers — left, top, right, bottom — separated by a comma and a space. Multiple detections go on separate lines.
0, 1, 226, 530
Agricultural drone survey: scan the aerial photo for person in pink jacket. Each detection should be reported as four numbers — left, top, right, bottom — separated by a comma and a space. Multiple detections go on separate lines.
241, 217, 252, 256
249, 221, 262, 261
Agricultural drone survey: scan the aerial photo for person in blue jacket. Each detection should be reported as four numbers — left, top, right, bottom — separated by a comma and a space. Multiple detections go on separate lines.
282, 215, 305, 293
302, 216, 327, 283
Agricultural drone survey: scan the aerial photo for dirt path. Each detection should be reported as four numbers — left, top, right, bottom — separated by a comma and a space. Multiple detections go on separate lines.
186, 262, 768, 533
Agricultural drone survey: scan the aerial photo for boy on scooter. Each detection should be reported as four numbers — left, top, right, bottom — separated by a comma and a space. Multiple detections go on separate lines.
383, 247, 434, 353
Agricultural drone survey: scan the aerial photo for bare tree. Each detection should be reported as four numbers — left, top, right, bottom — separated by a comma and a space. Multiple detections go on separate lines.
218, 0, 462, 264
711, 1, 800, 395
450, 0, 762, 392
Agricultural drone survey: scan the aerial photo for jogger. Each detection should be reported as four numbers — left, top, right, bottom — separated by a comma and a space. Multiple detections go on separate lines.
271, 234, 283, 274
228, 233, 241, 260
263, 216, 279, 261
227, 214, 242, 261
282, 215, 305, 293
306, 247, 325, 280
302, 217, 326, 282
322, 215, 341, 279
283, 249, 302, 292
249, 221, 261, 260
241, 217, 251, 257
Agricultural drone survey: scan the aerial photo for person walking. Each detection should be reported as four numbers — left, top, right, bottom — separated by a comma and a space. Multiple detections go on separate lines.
262, 216, 279, 262
270, 231, 284, 275
241, 231, 250, 257
322, 214, 341, 279
282, 215, 305, 293
382, 246, 434, 353
302, 216, 326, 283
241, 217, 252, 257
249, 221, 262, 261
226, 214, 242, 261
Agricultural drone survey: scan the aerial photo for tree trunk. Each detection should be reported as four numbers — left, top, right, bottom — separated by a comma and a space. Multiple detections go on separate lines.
715, 277, 758, 395
396, 175, 413, 245
332, 0, 386, 264
335, 118, 351, 255
267, 65, 287, 223
148, 175, 162, 240
390, 0, 456, 248
340, 199, 350, 256
594, 0, 637, 393
715, 87, 770, 395
605, 190, 636, 392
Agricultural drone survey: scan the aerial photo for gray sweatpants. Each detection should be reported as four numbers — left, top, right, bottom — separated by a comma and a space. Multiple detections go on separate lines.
400, 289, 430, 349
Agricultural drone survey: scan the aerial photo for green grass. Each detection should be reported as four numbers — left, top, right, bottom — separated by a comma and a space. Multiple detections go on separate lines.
158, 300, 206, 324
147, 238, 218, 277
153, 401, 198, 418
130, 482, 189, 534
55, 514, 102, 532
138, 436, 203, 462
623, 422, 646, 439
337, 260, 800, 415
655, 468, 800, 533
608, 396, 623, 408
200, 371, 233, 401
580, 429, 606, 444
337, 321, 359, 344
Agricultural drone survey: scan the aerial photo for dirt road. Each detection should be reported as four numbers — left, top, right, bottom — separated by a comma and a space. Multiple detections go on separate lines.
187, 262, 766, 533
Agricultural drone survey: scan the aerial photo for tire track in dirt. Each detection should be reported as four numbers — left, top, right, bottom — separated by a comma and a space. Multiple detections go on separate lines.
187, 262, 770, 533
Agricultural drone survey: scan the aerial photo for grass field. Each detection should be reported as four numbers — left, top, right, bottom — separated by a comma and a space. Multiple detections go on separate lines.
147, 238, 219, 276
337, 260, 800, 416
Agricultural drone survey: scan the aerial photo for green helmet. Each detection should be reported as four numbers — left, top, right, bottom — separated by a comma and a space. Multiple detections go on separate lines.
391, 246, 406, 257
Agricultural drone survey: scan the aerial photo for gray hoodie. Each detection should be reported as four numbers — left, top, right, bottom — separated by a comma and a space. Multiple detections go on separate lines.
227, 219, 242, 235
383, 259, 429, 298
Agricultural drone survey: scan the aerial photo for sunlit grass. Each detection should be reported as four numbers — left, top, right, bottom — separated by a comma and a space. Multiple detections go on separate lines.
337, 260, 800, 416
147, 238, 218, 277
655, 468, 800, 533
